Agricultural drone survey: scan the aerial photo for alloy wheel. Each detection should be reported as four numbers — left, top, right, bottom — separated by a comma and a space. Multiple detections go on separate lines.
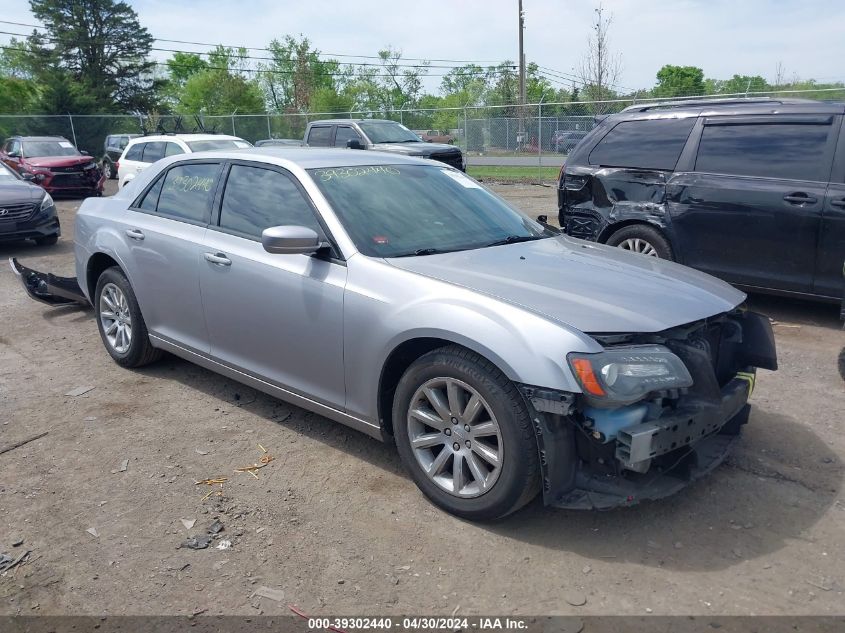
99, 283, 133, 353
619, 237, 658, 256
406, 377, 503, 498
102, 162, 112, 180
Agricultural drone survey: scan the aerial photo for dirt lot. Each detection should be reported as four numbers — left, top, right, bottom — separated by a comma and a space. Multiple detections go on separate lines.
1, 181, 844, 617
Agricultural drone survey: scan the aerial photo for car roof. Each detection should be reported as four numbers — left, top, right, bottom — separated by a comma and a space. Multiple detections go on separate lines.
309, 119, 400, 125
127, 134, 244, 144
12, 136, 71, 142
618, 97, 845, 118
166, 147, 442, 169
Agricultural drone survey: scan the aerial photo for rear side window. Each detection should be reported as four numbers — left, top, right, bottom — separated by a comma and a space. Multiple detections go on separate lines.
150, 162, 220, 224
142, 141, 165, 163
695, 122, 833, 181
164, 142, 184, 157
589, 118, 696, 170
124, 143, 143, 161
307, 126, 332, 147
218, 164, 322, 239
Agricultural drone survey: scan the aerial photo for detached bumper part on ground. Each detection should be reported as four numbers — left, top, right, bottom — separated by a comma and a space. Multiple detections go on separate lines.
9, 258, 88, 306
521, 310, 777, 510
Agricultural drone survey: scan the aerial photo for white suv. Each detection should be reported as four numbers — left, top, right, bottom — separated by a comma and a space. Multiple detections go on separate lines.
117, 134, 251, 188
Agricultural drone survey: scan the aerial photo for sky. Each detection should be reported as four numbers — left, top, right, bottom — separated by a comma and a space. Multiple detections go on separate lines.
3, 0, 845, 96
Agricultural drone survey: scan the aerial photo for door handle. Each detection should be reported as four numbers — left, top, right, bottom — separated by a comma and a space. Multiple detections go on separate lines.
830, 199, 845, 209
125, 228, 145, 241
204, 252, 232, 266
783, 193, 817, 204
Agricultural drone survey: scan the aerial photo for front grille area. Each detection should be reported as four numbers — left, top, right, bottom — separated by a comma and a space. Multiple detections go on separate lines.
563, 210, 603, 240
50, 173, 91, 187
431, 151, 463, 170
50, 163, 95, 173
0, 202, 36, 222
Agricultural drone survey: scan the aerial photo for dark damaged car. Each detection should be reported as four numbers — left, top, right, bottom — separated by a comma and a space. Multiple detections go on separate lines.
0, 160, 60, 246
11, 148, 776, 518
558, 98, 845, 303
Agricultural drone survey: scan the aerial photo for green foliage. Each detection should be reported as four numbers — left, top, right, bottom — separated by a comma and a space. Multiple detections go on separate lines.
654, 65, 705, 97
27, 0, 160, 111
0, 76, 40, 113
259, 36, 344, 113
178, 67, 265, 115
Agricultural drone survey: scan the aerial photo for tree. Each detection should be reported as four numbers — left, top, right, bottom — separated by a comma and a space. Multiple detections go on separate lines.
654, 65, 705, 98
576, 3, 621, 111
259, 36, 344, 113
178, 69, 265, 115
26, 0, 160, 111
348, 47, 429, 114
166, 52, 209, 87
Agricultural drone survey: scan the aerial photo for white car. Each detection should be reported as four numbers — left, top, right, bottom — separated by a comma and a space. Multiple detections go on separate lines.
117, 134, 251, 188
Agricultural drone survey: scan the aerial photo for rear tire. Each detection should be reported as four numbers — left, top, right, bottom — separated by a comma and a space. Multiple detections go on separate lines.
94, 267, 162, 368
606, 224, 674, 260
102, 160, 114, 180
393, 345, 540, 520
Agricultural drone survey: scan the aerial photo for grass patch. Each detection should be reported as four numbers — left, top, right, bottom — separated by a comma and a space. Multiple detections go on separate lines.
467, 165, 560, 182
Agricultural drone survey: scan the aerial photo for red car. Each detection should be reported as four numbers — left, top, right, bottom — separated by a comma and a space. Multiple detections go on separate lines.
1, 136, 104, 197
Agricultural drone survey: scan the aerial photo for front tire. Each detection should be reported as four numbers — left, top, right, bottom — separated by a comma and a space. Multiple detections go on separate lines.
393, 345, 540, 520
94, 267, 162, 368
606, 224, 674, 260
34, 234, 58, 246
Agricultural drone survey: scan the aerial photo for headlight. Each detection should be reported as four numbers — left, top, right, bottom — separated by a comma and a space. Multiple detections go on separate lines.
567, 345, 692, 406
40, 192, 54, 211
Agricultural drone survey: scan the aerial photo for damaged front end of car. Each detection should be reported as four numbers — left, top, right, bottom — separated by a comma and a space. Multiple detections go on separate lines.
9, 257, 88, 306
519, 309, 778, 510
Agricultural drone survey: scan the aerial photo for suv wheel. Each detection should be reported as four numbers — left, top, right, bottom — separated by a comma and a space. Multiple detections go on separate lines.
606, 224, 674, 260
393, 345, 540, 520
95, 267, 162, 368
101, 160, 113, 180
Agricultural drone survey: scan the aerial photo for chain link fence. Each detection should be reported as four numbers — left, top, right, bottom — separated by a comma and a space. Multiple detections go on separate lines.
2, 88, 843, 165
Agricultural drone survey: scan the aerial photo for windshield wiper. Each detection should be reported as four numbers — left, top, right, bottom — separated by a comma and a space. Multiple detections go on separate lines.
484, 235, 545, 248
392, 247, 445, 257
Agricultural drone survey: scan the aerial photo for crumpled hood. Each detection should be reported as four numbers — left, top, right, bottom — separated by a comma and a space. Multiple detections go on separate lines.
387, 236, 746, 333
25, 156, 91, 169
372, 141, 460, 157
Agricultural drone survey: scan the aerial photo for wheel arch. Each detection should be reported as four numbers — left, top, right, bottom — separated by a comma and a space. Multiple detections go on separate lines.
597, 218, 668, 244
377, 336, 517, 440
85, 252, 121, 299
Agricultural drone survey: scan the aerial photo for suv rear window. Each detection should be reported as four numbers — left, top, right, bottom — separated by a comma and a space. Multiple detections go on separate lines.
589, 118, 695, 170
307, 126, 333, 147
695, 122, 833, 181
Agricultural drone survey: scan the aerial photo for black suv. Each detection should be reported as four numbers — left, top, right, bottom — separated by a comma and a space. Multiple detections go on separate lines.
101, 133, 138, 180
558, 98, 845, 302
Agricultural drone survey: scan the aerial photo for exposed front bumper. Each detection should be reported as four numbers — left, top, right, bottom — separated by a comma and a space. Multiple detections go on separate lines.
527, 310, 777, 510
9, 258, 88, 306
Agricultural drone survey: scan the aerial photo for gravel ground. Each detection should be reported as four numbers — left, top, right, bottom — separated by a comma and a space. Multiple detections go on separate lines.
1, 181, 843, 617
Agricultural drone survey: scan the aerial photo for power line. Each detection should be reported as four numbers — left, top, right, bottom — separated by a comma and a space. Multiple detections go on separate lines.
0, 19, 511, 65
0, 43, 513, 80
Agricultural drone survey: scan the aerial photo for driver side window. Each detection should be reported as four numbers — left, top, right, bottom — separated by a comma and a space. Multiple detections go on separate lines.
217, 164, 325, 242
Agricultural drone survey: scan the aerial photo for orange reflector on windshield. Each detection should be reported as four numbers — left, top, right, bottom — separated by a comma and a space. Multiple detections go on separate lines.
571, 358, 606, 397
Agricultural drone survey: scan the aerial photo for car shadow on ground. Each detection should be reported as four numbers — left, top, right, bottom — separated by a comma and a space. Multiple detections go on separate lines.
746, 292, 843, 330
19, 299, 844, 574
0, 237, 75, 262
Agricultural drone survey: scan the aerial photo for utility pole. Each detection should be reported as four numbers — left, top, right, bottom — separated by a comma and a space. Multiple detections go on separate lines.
517, 0, 526, 150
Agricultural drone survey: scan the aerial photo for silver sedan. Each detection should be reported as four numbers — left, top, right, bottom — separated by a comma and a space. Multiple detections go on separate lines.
17, 148, 776, 519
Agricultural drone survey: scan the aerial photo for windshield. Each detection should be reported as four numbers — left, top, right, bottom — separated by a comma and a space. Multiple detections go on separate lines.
186, 139, 252, 151
22, 140, 81, 157
358, 122, 421, 144
308, 164, 550, 258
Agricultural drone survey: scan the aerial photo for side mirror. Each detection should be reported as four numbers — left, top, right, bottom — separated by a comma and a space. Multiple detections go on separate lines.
262, 225, 325, 255
21, 173, 35, 182
537, 215, 548, 224
346, 139, 365, 150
